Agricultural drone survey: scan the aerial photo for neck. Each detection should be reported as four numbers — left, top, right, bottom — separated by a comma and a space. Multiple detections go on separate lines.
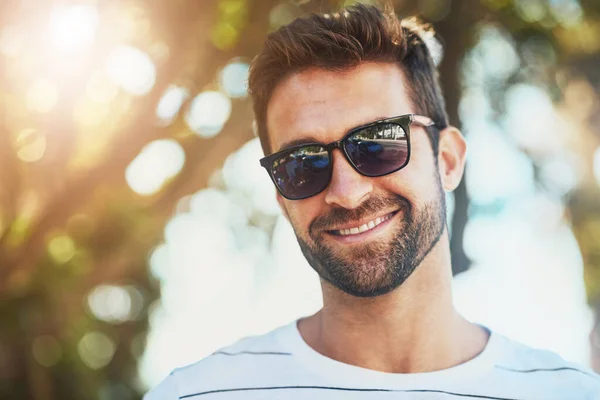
297, 233, 489, 373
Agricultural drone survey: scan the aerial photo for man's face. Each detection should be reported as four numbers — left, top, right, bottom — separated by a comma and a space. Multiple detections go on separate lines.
266, 62, 447, 298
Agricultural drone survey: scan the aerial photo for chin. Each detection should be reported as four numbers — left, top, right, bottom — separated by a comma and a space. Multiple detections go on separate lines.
329, 278, 401, 298
323, 260, 405, 298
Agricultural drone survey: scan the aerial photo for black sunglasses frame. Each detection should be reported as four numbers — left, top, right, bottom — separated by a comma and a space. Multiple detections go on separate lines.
260, 114, 435, 200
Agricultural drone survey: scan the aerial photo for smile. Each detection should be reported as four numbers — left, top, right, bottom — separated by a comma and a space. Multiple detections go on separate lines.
331, 211, 397, 237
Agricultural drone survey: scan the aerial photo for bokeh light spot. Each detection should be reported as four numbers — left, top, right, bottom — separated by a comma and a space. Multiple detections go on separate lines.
504, 84, 557, 154
222, 139, 279, 215
48, 235, 76, 264
78, 331, 116, 370
514, 0, 546, 23
211, 22, 238, 51
476, 26, 519, 81
190, 188, 249, 228
125, 139, 185, 196
156, 85, 189, 124
185, 91, 231, 138
32, 335, 62, 367
49, 4, 99, 53
106, 45, 156, 96
87, 284, 143, 323
466, 123, 535, 204
548, 0, 583, 27
220, 61, 249, 98
127, 286, 145, 321
540, 156, 581, 195
16, 129, 46, 163
27, 79, 59, 113
149, 244, 169, 282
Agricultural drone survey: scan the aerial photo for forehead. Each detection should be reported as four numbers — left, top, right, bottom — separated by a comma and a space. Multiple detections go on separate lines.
266, 62, 414, 152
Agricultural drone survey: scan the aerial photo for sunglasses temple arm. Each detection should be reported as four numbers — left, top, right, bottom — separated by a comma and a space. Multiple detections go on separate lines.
410, 114, 435, 127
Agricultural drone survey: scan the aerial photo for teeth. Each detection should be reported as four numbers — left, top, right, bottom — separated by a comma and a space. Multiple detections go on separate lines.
336, 213, 392, 236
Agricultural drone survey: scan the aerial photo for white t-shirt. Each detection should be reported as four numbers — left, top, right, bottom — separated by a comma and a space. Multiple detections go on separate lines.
144, 320, 600, 399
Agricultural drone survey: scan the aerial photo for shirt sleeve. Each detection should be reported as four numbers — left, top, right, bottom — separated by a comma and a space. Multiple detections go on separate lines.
143, 373, 179, 400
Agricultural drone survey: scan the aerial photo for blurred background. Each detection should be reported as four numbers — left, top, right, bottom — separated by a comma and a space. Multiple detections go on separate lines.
0, 0, 599, 398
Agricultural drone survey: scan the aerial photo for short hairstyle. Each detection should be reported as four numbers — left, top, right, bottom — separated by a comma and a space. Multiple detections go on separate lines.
248, 3, 449, 157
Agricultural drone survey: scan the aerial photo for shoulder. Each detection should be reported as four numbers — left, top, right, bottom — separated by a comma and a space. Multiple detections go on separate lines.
143, 322, 296, 400
491, 332, 600, 396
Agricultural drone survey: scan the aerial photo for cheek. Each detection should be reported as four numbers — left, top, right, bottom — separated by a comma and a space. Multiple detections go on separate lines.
378, 151, 440, 203
283, 197, 323, 233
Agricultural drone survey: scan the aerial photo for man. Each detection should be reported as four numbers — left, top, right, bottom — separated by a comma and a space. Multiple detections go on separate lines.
145, 4, 600, 399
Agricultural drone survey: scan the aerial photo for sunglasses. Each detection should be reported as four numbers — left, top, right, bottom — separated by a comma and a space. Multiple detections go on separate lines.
260, 114, 435, 200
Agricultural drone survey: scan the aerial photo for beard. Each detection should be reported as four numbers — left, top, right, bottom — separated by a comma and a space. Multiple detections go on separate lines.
294, 181, 447, 298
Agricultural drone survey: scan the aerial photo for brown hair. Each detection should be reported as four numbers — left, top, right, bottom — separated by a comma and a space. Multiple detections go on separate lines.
248, 3, 448, 156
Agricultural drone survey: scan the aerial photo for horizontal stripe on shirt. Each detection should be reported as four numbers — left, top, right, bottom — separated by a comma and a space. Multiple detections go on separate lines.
179, 385, 522, 399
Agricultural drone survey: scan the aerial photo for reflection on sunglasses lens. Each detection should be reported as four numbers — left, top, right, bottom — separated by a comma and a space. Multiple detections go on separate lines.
272, 146, 330, 199
344, 123, 408, 176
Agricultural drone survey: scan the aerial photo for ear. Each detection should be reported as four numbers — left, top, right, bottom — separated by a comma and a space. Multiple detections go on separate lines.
276, 192, 291, 222
437, 126, 467, 192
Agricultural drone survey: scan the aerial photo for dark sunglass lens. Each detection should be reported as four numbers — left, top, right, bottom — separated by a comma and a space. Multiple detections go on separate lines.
271, 146, 330, 199
344, 123, 409, 176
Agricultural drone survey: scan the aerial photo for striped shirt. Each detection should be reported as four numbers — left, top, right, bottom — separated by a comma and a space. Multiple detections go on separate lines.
144, 320, 600, 399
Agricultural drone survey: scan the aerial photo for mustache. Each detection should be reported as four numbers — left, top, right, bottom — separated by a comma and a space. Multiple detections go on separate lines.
309, 194, 412, 234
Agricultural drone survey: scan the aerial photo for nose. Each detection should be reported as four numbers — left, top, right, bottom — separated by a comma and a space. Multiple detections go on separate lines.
324, 149, 373, 209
